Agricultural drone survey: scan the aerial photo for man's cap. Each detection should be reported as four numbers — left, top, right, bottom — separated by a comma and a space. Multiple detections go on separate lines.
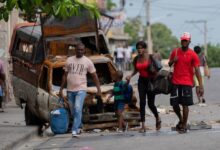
180, 32, 191, 41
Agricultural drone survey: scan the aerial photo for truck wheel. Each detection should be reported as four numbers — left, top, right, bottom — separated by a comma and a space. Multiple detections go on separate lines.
24, 105, 40, 125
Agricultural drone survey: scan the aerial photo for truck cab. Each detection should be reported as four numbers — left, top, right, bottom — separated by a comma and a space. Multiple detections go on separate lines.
10, 12, 140, 129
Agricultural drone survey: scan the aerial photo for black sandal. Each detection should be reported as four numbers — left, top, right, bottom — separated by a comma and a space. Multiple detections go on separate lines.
156, 120, 162, 130
178, 127, 187, 134
176, 122, 182, 130
176, 122, 187, 134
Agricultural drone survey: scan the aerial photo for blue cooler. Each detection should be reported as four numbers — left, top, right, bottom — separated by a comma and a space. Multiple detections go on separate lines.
50, 107, 69, 134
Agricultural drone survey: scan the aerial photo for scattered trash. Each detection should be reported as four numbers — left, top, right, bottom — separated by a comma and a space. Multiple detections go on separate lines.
80, 146, 94, 150
157, 106, 174, 114
42, 127, 54, 137
103, 129, 110, 133
157, 108, 167, 114
198, 103, 207, 107
188, 121, 212, 130
93, 129, 101, 133
216, 120, 220, 123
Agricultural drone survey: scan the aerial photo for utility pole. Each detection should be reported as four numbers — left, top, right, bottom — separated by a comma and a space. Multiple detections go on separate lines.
185, 20, 208, 56
146, 0, 153, 54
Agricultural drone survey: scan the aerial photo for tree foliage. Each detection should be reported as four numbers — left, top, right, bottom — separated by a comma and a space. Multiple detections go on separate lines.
106, 0, 116, 11
150, 23, 179, 58
206, 43, 220, 67
0, 0, 100, 22
124, 17, 142, 44
124, 20, 179, 58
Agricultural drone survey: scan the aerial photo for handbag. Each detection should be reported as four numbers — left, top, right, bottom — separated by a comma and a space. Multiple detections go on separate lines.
152, 70, 172, 94
148, 54, 163, 74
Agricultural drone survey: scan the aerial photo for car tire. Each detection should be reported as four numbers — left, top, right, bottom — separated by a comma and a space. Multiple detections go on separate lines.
24, 105, 40, 125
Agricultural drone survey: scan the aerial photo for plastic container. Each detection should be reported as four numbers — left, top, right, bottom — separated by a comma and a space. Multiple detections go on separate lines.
50, 107, 69, 134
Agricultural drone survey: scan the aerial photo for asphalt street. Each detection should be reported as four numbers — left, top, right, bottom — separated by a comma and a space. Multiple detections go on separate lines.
15, 68, 220, 150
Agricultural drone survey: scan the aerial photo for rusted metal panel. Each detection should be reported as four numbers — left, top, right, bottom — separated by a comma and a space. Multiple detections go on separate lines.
12, 59, 39, 87
42, 10, 96, 37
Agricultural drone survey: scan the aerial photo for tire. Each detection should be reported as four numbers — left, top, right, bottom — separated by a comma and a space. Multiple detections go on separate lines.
24, 105, 40, 125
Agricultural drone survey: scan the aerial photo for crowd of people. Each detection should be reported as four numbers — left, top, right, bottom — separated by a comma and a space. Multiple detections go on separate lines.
1, 31, 209, 138
58, 31, 211, 138
114, 44, 133, 71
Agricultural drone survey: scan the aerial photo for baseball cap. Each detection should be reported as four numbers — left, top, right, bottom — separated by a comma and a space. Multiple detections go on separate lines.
180, 32, 191, 41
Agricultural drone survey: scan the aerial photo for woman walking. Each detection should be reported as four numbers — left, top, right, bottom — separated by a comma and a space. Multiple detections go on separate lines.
126, 41, 161, 132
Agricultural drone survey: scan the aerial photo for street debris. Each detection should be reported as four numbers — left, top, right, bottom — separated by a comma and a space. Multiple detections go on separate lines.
188, 121, 212, 130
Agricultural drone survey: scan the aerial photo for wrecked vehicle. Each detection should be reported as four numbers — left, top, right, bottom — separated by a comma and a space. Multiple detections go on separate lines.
10, 12, 140, 130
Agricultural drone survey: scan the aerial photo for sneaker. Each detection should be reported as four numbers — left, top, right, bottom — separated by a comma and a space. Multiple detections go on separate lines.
117, 129, 123, 133
77, 128, 82, 134
72, 131, 79, 137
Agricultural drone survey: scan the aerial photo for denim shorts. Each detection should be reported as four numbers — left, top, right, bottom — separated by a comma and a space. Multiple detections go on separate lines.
170, 84, 193, 106
114, 101, 125, 111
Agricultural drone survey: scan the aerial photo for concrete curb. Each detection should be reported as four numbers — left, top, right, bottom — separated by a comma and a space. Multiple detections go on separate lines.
0, 126, 38, 150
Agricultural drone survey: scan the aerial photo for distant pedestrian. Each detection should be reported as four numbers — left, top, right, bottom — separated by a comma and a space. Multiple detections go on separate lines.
107, 71, 128, 132
124, 45, 132, 70
194, 46, 210, 103
168, 32, 204, 133
115, 44, 125, 71
0, 59, 5, 112
126, 41, 161, 132
59, 43, 101, 137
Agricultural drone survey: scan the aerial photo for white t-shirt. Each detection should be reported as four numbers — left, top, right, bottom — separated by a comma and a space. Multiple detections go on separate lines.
116, 47, 124, 59
64, 56, 96, 92
124, 47, 132, 59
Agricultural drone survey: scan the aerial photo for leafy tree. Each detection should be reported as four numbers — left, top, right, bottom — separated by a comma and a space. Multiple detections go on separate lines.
124, 17, 142, 44
206, 43, 220, 67
149, 23, 179, 58
106, 0, 117, 11
124, 20, 179, 58
0, 0, 100, 22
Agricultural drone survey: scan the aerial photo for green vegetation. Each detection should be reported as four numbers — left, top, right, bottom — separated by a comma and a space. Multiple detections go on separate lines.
206, 44, 220, 67
124, 19, 179, 58
151, 23, 179, 58
106, 0, 117, 11
0, 0, 100, 22
124, 17, 142, 45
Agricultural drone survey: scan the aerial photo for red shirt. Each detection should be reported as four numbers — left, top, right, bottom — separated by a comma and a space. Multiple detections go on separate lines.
169, 48, 200, 86
136, 60, 151, 78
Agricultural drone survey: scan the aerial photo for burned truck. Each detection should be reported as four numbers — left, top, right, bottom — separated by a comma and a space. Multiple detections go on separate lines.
10, 12, 140, 130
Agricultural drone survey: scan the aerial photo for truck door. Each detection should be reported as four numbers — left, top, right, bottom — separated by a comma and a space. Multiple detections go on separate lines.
37, 66, 50, 121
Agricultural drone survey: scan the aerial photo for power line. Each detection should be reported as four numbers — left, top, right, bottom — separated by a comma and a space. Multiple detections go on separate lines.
153, 4, 220, 15
186, 20, 208, 56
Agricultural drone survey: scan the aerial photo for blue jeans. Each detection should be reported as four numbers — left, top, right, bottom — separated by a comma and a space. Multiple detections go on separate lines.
67, 90, 87, 132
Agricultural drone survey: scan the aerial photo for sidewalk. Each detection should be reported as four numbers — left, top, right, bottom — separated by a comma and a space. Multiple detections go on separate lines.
0, 100, 38, 150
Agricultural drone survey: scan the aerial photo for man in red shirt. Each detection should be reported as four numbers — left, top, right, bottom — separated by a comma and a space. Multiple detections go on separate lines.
168, 32, 204, 133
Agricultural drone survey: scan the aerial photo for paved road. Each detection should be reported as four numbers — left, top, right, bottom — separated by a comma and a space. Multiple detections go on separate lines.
15, 68, 220, 150
129, 68, 220, 106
